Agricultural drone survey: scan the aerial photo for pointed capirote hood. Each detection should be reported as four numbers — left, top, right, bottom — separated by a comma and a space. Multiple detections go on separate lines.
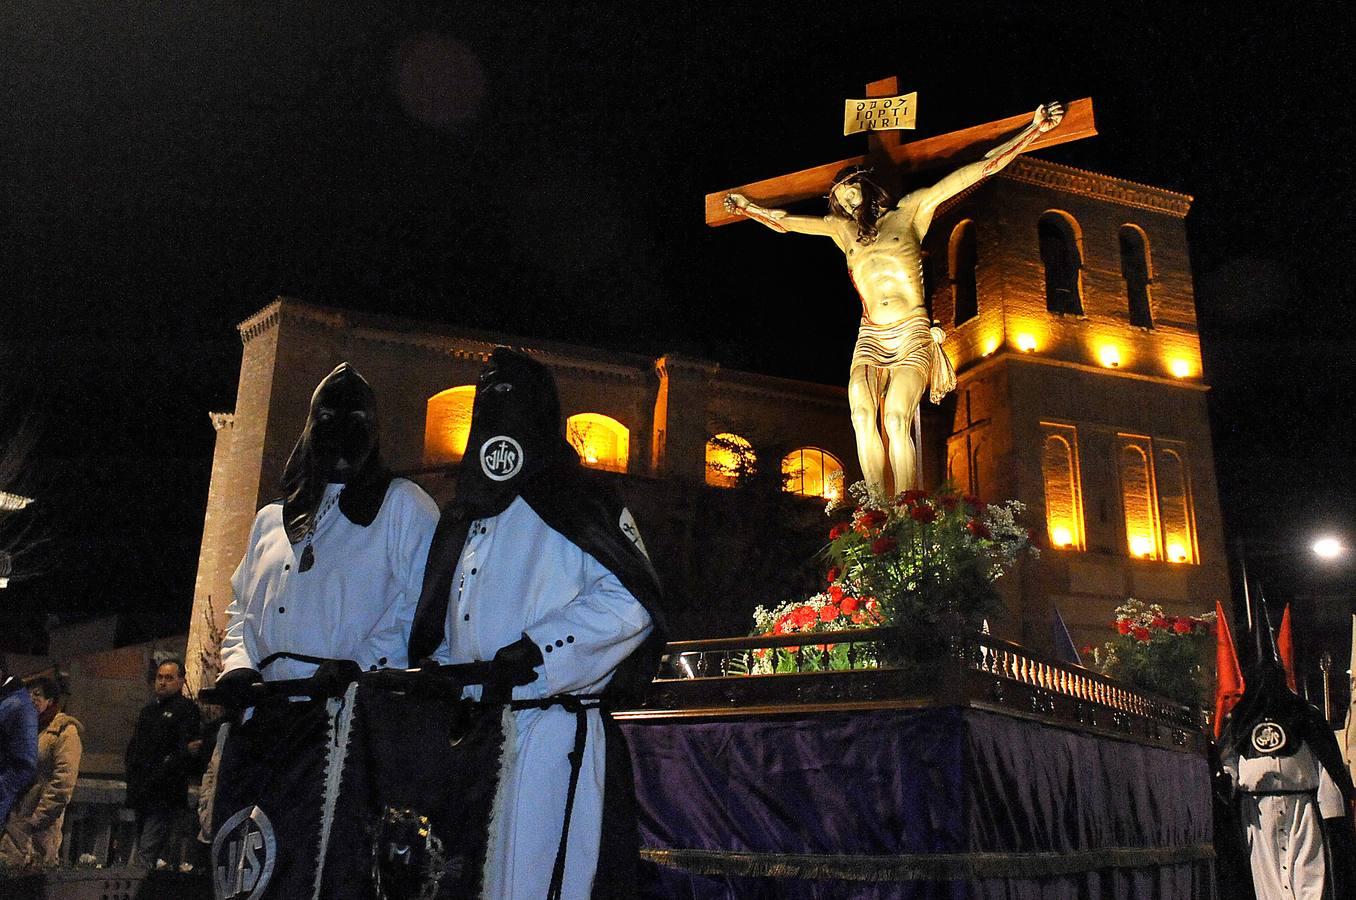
280, 362, 392, 542
1222, 589, 1313, 758
1248, 588, 1284, 680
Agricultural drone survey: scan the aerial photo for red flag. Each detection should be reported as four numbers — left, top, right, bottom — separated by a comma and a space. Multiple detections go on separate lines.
1277, 604, 1297, 693
1214, 600, 1245, 738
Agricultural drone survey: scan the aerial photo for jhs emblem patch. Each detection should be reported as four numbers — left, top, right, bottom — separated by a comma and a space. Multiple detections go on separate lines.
618, 508, 649, 559
480, 436, 523, 481
1251, 720, 1287, 754
212, 806, 277, 900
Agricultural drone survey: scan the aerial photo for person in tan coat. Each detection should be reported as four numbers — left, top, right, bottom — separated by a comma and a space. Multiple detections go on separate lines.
0, 678, 82, 867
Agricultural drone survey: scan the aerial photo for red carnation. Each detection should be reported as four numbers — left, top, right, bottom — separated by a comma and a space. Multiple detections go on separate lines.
898, 489, 929, 506
1172, 618, 1192, 635
792, 606, 816, 628
840, 596, 861, 614
856, 510, 889, 534
939, 494, 960, 511
826, 566, 841, 584
828, 585, 845, 602
1080, 645, 1095, 658
1131, 626, 1151, 642
963, 494, 986, 511
829, 522, 850, 541
1115, 619, 1132, 635
820, 604, 840, 622
1150, 616, 1169, 630
910, 504, 937, 523
870, 536, 899, 555
965, 519, 992, 539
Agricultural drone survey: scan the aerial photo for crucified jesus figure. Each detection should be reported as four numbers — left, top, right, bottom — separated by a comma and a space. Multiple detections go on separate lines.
726, 101, 1064, 495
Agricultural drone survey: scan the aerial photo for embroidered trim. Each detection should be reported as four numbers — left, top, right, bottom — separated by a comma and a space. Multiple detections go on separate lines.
312, 683, 359, 900
640, 843, 1215, 881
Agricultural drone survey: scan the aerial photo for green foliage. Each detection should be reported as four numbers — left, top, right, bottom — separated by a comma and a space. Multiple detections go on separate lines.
822, 483, 1035, 663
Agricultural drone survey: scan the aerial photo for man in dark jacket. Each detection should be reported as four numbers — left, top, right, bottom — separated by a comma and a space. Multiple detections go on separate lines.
0, 653, 38, 828
124, 658, 201, 868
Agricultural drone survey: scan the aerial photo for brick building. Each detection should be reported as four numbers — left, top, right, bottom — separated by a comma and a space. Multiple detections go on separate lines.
185, 155, 1229, 689
922, 156, 1228, 649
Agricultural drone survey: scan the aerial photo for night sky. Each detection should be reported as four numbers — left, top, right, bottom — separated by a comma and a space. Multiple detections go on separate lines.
0, 5, 1352, 665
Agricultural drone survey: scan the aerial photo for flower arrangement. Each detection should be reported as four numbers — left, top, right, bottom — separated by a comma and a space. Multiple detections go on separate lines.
1085, 599, 1215, 705
748, 482, 1036, 673
824, 483, 1034, 663
749, 589, 886, 674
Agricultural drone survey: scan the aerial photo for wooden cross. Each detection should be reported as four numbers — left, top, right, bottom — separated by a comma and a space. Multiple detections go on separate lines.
704, 76, 1097, 226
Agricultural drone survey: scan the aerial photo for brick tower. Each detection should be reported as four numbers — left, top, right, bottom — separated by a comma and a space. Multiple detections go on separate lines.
922, 157, 1229, 651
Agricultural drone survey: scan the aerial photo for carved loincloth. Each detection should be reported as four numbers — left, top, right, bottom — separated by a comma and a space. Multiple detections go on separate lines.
850, 313, 957, 405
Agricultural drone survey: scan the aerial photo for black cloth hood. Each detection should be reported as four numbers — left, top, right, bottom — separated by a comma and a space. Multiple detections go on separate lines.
452, 348, 579, 520
281, 362, 393, 543
1221, 594, 1355, 811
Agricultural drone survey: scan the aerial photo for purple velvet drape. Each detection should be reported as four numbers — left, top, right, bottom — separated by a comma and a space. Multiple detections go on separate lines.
620, 707, 1214, 899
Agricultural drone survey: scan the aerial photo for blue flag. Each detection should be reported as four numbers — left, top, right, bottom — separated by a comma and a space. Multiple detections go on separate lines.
1052, 606, 1083, 666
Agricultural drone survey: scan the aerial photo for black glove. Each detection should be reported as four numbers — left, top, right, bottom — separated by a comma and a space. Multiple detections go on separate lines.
310, 659, 363, 697
213, 668, 263, 706
484, 634, 543, 706
493, 634, 544, 686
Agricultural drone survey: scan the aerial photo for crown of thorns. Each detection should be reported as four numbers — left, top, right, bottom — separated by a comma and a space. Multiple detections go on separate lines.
827, 166, 882, 197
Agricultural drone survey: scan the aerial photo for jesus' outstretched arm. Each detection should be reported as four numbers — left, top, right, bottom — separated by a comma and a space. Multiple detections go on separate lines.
724, 193, 838, 237
910, 101, 1065, 236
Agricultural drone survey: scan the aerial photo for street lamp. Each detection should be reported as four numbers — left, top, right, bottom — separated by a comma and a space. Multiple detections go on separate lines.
1311, 535, 1345, 561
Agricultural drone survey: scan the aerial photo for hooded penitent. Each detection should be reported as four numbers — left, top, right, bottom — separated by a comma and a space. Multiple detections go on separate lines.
410, 347, 666, 699
281, 363, 393, 543
1220, 590, 1356, 898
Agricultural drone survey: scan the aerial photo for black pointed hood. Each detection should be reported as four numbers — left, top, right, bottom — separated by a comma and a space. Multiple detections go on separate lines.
451, 348, 579, 519
1223, 590, 1326, 764
281, 363, 392, 543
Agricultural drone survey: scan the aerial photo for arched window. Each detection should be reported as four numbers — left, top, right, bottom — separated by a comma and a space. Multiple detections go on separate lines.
781, 448, 844, 502
423, 385, 476, 465
1155, 447, 1195, 563
1118, 438, 1160, 560
566, 413, 630, 473
1038, 212, 1084, 316
1040, 425, 1084, 550
1120, 225, 1153, 328
705, 433, 755, 488
950, 220, 978, 325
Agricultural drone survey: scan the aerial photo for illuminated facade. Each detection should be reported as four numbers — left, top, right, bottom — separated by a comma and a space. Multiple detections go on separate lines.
924, 156, 1227, 651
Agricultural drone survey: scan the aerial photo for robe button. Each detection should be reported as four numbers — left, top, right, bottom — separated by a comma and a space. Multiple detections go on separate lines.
284, 564, 290, 571
463, 614, 470, 622
278, 607, 286, 614
555, 640, 564, 648
378, 657, 387, 665
566, 636, 575, 643
471, 567, 478, 575
544, 645, 553, 653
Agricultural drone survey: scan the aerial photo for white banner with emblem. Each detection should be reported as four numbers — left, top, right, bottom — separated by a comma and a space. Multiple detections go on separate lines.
843, 92, 917, 136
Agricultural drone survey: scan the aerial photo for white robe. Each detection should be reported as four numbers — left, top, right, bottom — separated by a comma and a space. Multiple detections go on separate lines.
432, 496, 653, 900
222, 479, 439, 681
1224, 743, 1347, 900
